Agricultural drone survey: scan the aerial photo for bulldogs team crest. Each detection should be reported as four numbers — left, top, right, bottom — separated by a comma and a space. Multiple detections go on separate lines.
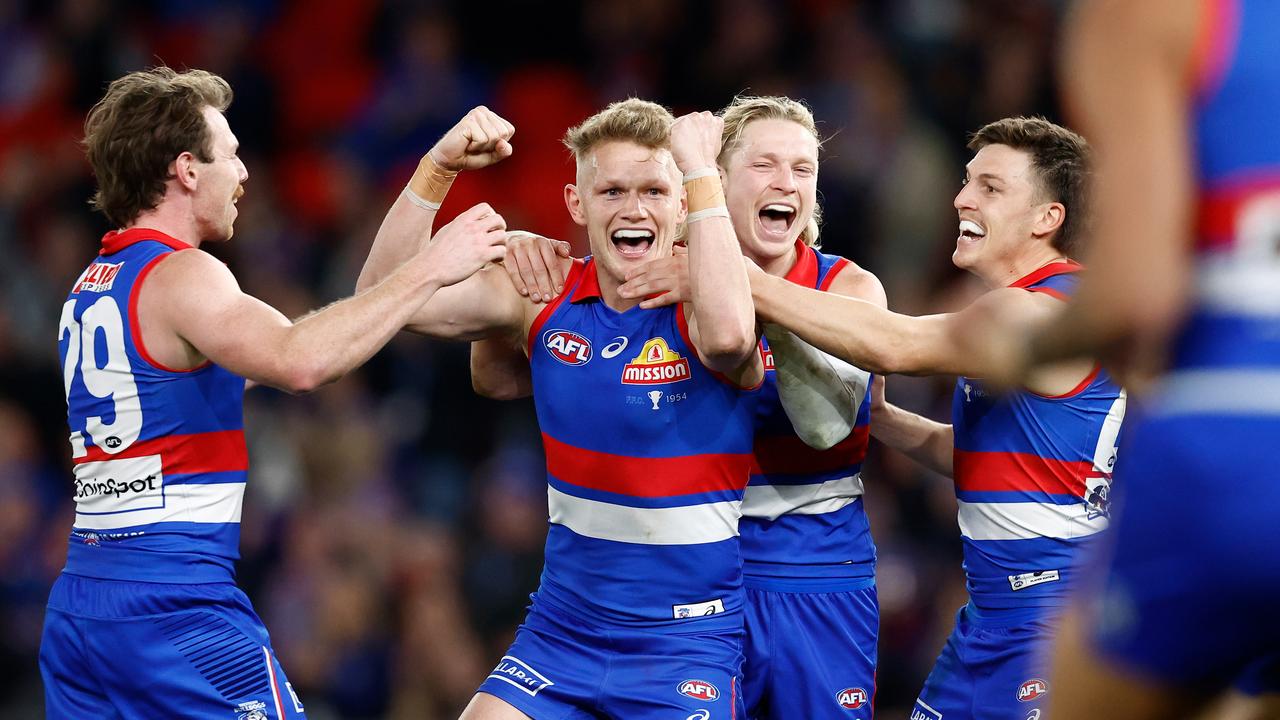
621, 337, 691, 385
543, 330, 592, 366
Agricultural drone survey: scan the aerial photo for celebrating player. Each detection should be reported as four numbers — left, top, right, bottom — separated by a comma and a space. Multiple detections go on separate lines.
356, 98, 771, 719
745, 117, 1126, 720
39, 67, 509, 718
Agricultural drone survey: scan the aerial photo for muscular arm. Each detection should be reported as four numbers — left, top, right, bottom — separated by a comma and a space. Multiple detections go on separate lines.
470, 336, 532, 400
1029, 0, 1196, 368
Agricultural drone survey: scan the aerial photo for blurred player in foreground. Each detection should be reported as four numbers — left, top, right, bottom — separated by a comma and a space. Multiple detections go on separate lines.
744, 117, 1126, 719
357, 99, 777, 719
476, 95, 888, 719
40, 67, 507, 718
965, 1, 1280, 718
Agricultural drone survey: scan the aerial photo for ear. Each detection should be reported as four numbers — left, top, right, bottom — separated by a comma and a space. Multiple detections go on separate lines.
1034, 201, 1066, 239
564, 183, 587, 227
171, 151, 200, 193
676, 183, 689, 224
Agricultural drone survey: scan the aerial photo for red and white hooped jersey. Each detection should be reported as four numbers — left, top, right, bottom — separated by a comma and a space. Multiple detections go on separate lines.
59, 228, 248, 583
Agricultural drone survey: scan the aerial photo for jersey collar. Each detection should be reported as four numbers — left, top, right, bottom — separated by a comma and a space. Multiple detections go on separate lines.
100, 227, 193, 256
1009, 259, 1083, 289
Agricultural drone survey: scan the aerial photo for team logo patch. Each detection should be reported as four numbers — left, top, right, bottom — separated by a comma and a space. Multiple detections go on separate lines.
621, 337, 690, 385
488, 655, 554, 697
837, 687, 868, 709
233, 700, 268, 720
73, 261, 124, 294
1084, 475, 1112, 520
1017, 678, 1049, 702
1008, 570, 1060, 592
543, 329, 592, 365
678, 679, 719, 701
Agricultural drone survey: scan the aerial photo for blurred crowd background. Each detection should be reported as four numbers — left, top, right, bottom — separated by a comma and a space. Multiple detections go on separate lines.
0, 0, 1072, 717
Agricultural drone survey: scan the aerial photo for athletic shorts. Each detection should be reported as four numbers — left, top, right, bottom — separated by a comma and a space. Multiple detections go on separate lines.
1088, 414, 1280, 688
40, 573, 305, 720
743, 579, 878, 719
914, 604, 1057, 720
476, 599, 744, 719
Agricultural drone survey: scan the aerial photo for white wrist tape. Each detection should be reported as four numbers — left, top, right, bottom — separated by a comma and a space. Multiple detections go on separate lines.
402, 186, 442, 212
686, 206, 730, 224
682, 166, 718, 182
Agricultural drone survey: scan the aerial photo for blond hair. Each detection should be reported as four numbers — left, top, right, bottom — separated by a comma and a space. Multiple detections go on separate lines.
718, 95, 824, 246
84, 66, 233, 227
563, 98, 674, 169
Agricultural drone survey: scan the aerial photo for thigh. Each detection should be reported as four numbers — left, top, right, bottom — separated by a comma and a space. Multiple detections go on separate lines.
914, 609, 973, 720
473, 608, 601, 720
40, 606, 124, 720
749, 586, 879, 720
969, 621, 1054, 720
601, 627, 745, 720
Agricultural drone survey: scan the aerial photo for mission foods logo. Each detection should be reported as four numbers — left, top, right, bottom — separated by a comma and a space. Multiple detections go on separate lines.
543, 329, 592, 365
621, 337, 690, 385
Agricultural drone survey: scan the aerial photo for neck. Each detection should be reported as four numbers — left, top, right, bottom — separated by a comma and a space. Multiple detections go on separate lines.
595, 267, 644, 313
127, 201, 203, 248
756, 241, 800, 278
979, 243, 1069, 289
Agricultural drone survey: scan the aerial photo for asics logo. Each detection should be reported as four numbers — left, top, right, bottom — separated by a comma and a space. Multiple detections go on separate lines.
686, 711, 711, 720
601, 336, 629, 358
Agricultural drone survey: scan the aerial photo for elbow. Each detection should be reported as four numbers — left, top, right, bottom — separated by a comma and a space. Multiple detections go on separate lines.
276, 362, 331, 395
698, 325, 758, 373
472, 375, 523, 401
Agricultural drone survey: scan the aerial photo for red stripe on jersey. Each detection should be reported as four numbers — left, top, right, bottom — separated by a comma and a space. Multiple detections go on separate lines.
1009, 261, 1083, 289
751, 425, 869, 475
1196, 175, 1280, 249
817, 257, 851, 292
527, 258, 586, 355
100, 227, 192, 256
543, 432, 750, 497
74, 430, 248, 475
953, 449, 1091, 497
1028, 286, 1069, 302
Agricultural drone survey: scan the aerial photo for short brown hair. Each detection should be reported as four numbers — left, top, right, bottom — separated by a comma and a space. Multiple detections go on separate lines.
563, 98, 674, 167
968, 117, 1091, 256
83, 66, 233, 227
719, 95, 824, 246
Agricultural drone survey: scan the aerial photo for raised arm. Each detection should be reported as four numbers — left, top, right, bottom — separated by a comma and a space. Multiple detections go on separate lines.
356, 106, 515, 293
143, 203, 508, 394
671, 112, 759, 376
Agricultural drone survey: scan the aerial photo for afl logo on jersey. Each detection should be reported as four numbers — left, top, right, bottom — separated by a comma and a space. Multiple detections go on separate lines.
622, 337, 691, 385
677, 679, 719, 702
837, 687, 868, 709
1017, 678, 1048, 702
543, 330, 592, 365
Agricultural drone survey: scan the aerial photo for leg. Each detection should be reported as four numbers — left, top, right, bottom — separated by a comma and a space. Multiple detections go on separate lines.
39, 606, 124, 720
914, 607, 974, 720
458, 692, 535, 720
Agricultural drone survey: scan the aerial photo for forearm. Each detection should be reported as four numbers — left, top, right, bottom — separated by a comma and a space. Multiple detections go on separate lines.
284, 261, 443, 392
356, 191, 438, 292
765, 323, 868, 450
872, 402, 954, 477
686, 216, 757, 367
751, 272, 938, 375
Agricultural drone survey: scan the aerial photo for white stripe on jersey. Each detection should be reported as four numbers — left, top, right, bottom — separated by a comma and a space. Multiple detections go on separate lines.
740, 473, 864, 520
1197, 256, 1280, 316
74, 481, 245, 529
957, 499, 1107, 541
1153, 369, 1280, 416
547, 485, 741, 545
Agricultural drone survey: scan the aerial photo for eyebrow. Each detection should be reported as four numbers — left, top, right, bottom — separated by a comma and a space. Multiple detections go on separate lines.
968, 172, 1006, 184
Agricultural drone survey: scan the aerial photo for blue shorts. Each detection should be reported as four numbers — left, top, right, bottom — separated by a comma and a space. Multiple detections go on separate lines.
1087, 414, 1280, 688
914, 605, 1057, 720
476, 598, 744, 719
40, 573, 306, 720
743, 579, 878, 719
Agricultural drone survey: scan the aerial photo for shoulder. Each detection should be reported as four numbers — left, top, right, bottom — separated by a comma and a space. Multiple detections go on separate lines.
973, 285, 1064, 324
825, 259, 887, 308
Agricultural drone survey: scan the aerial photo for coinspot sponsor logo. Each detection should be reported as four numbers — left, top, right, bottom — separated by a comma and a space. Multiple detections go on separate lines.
837, 687, 868, 709
677, 679, 719, 702
488, 655, 553, 697
543, 330, 592, 365
1017, 678, 1048, 702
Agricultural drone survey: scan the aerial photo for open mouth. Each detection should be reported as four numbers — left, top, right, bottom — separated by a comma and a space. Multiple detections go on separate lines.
958, 219, 986, 242
612, 228, 654, 257
757, 203, 797, 238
